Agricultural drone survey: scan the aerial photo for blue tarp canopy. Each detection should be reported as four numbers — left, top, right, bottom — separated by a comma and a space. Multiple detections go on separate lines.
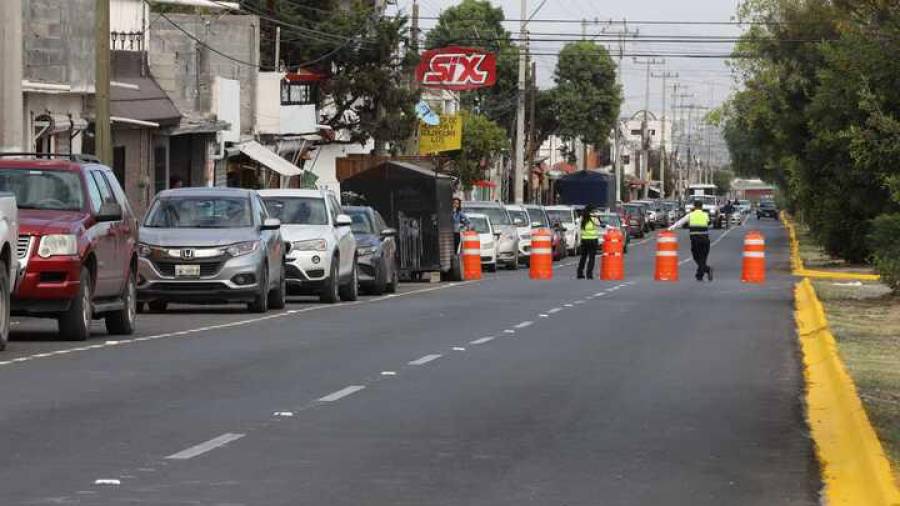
555, 171, 615, 208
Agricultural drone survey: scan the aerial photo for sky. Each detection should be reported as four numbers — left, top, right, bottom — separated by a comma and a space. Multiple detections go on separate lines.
390, 0, 744, 162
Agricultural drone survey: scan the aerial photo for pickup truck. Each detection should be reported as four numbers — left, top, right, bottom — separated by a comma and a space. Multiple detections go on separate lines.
0, 155, 138, 341
0, 193, 17, 350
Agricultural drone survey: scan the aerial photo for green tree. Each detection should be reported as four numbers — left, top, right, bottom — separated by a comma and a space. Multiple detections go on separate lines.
243, 0, 419, 152
449, 113, 509, 189
713, 169, 734, 195
553, 41, 622, 155
425, 0, 520, 132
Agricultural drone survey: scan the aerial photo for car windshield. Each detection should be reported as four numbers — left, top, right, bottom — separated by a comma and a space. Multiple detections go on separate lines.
508, 209, 529, 227
525, 207, 549, 227
760, 201, 776, 208
263, 197, 328, 225
466, 206, 510, 226
0, 169, 84, 211
469, 216, 491, 234
345, 209, 374, 234
600, 214, 621, 227
546, 209, 574, 224
145, 196, 252, 228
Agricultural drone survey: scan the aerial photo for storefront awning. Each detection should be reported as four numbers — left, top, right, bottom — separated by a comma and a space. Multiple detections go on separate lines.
238, 141, 302, 176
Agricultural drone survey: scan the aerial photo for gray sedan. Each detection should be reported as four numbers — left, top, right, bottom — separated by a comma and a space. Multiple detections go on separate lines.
136, 187, 286, 313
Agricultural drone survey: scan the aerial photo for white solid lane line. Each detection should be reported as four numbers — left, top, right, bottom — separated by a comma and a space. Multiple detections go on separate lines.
514, 321, 533, 329
165, 433, 245, 460
318, 385, 367, 402
408, 354, 443, 366
469, 337, 495, 345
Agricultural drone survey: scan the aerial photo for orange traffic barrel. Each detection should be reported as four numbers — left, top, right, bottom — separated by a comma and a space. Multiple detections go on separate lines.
529, 228, 553, 280
654, 230, 679, 282
742, 231, 766, 284
601, 228, 624, 281
461, 230, 482, 280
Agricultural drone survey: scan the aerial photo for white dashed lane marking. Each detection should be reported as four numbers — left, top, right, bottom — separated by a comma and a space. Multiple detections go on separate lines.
408, 354, 443, 366
548, 307, 563, 314
165, 433, 245, 460
514, 321, 533, 329
318, 385, 366, 402
469, 337, 495, 345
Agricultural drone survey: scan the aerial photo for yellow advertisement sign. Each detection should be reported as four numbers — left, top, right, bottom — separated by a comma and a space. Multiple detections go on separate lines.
418, 114, 462, 154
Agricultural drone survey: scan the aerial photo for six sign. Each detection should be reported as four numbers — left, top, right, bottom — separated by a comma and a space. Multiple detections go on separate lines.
415, 46, 497, 91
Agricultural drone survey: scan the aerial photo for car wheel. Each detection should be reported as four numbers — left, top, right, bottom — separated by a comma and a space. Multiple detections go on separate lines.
268, 264, 287, 310
339, 258, 359, 302
105, 269, 136, 335
369, 258, 387, 296
320, 257, 340, 303
248, 265, 269, 313
59, 266, 92, 341
0, 265, 9, 351
385, 260, 399, 293
148, 300, 168, 313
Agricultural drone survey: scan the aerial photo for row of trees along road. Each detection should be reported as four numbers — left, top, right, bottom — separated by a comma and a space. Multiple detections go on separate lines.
716, 0, 900, 289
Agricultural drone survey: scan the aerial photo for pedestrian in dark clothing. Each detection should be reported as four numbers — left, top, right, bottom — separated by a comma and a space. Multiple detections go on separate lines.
451, 198, 469, 252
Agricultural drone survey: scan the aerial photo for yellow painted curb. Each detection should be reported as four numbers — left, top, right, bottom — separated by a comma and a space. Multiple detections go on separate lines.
782, 213, 881, 281
795, 278, 900, 505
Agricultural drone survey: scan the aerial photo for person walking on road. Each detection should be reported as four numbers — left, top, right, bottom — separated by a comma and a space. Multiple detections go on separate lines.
670, 200, 713, 281
577, 205, 601, 279
723, 199, 736, 229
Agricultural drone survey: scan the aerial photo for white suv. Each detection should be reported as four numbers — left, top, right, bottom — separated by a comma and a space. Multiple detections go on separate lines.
259, 189, 358, 303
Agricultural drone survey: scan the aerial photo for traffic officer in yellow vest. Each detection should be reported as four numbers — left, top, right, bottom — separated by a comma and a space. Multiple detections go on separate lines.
670, 200, 713, 281
576, 204, 602, 279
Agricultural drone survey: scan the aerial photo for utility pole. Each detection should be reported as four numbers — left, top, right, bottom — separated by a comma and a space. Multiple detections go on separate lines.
651, 71, 677, 199
0, 0, 24, 152
632, 57, 664, 199
411, 0, 419, 52
274, 27, 281, 69
674, 91, 693, 195
513, 0, 528, 204
601, 20, 635, 205
95, 0, 112, 164
527, 61, 537, 203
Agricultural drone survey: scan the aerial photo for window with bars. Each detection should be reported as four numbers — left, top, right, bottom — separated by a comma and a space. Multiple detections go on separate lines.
280, 82, 318, 106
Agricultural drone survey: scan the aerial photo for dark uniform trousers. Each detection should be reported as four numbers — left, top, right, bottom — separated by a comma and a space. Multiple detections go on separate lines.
690, 233, 711, 280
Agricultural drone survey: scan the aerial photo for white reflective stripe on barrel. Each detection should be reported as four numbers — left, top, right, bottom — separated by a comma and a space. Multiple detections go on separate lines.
655, 251, 678, 257
463, 249, 482, 256
531, 248, 553, 255
744, 239, 765, 245
743, 251, 765, 258
657, 236, 678, 243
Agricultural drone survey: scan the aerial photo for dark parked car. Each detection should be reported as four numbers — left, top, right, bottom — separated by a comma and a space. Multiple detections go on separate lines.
343, 206, 399, 295
622, 204, 647, 238
757, 200, 778, 219
0, 155, 138, 340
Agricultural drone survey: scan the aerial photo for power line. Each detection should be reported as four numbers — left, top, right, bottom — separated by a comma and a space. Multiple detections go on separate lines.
415, 16, 834, 27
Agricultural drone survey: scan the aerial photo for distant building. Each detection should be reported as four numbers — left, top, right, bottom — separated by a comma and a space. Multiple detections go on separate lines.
731, 178, 775, 201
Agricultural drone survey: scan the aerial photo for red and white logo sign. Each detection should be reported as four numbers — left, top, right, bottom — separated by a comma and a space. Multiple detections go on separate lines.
416, 46, 497, 91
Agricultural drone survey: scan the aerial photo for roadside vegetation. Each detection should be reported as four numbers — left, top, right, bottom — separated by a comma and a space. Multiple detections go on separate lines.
797, 227, 899, 482
716, 0, 900, 289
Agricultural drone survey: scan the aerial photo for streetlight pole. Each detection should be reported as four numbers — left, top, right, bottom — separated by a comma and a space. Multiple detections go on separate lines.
651, 71, 677, 199
633, 57, 664, 199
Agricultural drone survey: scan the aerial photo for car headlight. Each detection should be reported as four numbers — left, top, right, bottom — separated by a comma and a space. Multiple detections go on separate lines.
225, 241, 259, 257
291, 239, 328, 252
37, 234, 77, 258
357, 245, 377, 256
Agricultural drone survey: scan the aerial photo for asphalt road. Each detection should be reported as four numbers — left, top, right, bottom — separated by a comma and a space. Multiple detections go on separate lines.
0, 216, 819, 505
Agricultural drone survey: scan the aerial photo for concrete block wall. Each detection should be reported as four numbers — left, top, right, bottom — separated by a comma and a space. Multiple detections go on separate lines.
22, 0, 95, 90
148, 13, 259, 134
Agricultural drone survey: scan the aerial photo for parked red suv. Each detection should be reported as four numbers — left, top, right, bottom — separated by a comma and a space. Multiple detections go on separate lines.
0, 154, 138, 340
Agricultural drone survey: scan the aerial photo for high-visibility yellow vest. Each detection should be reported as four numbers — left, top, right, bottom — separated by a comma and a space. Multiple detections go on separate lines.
688, 210, 710, 234
581, 218, 600, 240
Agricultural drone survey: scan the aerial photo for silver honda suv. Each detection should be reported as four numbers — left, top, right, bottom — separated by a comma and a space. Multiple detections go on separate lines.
136, 187, 286, 313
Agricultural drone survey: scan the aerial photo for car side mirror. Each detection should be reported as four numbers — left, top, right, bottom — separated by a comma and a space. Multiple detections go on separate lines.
381, 227, 397, 238
96, 202, 122, 222
335, 214, 353, 227
261, 217, 281, 231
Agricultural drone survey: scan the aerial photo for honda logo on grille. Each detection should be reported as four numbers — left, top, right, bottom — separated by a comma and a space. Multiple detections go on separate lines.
181, 249, 194, 259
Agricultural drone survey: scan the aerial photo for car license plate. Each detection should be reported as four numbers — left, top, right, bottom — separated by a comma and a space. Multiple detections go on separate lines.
175, 264, 201, 277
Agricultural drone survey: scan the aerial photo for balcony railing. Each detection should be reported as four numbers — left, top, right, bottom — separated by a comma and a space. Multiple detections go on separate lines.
111, 31, 144, 51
